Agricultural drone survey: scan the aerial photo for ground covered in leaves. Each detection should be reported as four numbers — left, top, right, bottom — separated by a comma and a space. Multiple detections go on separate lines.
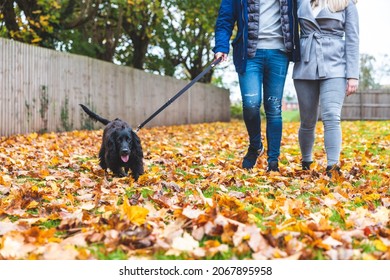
0, 120, 389, 260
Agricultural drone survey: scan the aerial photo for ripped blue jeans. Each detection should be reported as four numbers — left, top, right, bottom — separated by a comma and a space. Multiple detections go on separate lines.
238, 49, 289, 163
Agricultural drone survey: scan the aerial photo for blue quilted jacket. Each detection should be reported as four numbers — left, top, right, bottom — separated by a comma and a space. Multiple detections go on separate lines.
213, 0, 301, 74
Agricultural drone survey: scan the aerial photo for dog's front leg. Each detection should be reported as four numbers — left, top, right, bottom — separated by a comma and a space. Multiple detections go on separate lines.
99, 147, 107, 170
111, 166, 126, 177
129, 162, 143, 181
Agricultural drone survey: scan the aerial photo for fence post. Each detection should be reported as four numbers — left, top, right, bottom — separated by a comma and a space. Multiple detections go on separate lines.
359, 90, 363, 120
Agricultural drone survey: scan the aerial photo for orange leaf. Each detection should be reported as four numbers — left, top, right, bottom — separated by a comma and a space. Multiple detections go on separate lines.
122, 197, 149, 226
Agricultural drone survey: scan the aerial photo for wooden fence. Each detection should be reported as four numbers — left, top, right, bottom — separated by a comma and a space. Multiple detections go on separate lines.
285, 90, 390, 121
342, 90, 390, 120
0, 38, 230, 137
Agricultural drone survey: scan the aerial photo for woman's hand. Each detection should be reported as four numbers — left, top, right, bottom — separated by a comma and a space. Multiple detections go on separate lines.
346, 78, 359, 96
214, 52, 228, 62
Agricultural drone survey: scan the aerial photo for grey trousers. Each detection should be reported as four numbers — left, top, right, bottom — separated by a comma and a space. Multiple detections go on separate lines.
293, 78, 346, 166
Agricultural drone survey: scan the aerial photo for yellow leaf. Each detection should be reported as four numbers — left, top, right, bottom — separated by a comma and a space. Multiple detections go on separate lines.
362, 193, 381, 202
38, 169, 50, 178
284, 234, 293, 242
0, 174, 11, 186
31, 37, 42, 43
373, 239, 387, 252
362, 253, 376, 260
26, 200, 39, 209
66, 193, 74, 205
50, 156, 59, 165
52, 2, 61, 9
122, 197, 149, 226
28, 132, 38, 140
151, 165, 160, 173
39, 15, 49, 27
136, 174, 149, 185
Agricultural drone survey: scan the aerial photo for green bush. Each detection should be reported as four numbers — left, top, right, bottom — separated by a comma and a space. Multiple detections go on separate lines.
230, 103, 266, 120
230, 103, 243, 119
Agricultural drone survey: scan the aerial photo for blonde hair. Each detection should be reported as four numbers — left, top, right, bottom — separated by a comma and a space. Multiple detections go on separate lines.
311, 0, 357, 12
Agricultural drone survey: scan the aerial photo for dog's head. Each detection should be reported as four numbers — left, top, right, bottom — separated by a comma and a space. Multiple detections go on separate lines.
104, 119, 143, 165
115, 127, 133, 163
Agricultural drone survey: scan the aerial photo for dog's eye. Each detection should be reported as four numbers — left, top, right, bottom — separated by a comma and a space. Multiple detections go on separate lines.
117, 136, 131, 143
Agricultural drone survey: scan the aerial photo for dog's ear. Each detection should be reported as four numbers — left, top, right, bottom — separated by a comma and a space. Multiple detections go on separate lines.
131, 130, 143, 157
107, 130, 118, 154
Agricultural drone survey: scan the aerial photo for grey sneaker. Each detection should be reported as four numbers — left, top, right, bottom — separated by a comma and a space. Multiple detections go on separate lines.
302, 161, 313, 170
326, 165, 341, 178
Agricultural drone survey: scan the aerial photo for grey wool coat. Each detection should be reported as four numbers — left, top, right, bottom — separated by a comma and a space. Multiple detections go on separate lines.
292, 0, 359, 80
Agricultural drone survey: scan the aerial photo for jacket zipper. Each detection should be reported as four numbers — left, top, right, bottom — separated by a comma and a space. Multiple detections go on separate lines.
292, 0, 297, 50
241, 0, 246, 60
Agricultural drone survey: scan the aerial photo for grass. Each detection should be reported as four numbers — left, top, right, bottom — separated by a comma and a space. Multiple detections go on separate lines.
282, 110, 300, 122
90, 245, 128, 260
38, 219, 61, 229
231, 103, 300, 122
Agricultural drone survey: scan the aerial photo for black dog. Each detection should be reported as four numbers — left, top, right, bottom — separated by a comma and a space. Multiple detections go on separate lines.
80, 104, 144, 180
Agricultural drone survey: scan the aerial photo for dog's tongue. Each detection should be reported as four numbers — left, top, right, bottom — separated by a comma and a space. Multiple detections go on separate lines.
121, 155, 129, 163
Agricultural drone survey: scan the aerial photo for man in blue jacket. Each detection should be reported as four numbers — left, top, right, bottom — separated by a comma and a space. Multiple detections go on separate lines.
214, 0, 300, 172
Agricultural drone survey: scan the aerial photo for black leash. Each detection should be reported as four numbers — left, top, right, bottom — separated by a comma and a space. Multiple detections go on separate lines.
135, 57, 222, 132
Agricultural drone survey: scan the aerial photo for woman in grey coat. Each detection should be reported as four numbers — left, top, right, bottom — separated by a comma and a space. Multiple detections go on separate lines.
292, 0, 359, 177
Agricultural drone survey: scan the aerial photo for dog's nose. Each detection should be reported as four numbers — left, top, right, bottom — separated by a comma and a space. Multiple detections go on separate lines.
121, 148, 130, 154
